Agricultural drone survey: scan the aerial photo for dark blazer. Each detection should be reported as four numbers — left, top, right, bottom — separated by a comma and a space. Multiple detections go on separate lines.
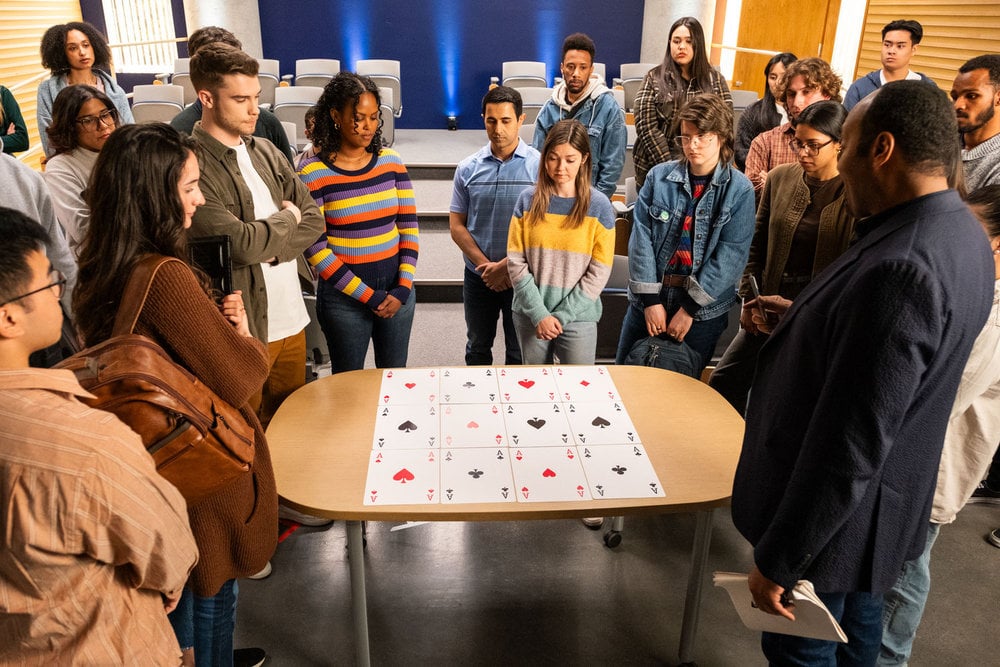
732, 189, 994, 594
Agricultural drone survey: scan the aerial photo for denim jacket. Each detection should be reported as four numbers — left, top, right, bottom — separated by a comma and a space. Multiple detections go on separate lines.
627, 159, 755, 320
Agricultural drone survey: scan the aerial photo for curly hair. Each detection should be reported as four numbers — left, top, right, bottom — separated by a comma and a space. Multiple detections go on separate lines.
678, 93, 736, 165
562, 33, 595, 61
74, 123, 199, 345
40, 22, 112, 74
46, 84, 117, 155
776, 57, 843, 105
311, 72, 384, 158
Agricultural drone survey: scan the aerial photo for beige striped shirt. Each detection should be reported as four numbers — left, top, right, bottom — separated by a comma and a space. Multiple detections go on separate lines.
0, 369, 198, 665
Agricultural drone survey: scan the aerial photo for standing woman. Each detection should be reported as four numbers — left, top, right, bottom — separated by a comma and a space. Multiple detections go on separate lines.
73, 123, 277, 666
37, 21, 133, 157
734, 52, 797, 171
0, 84, 29, 154
711, 101, 854, 413
298, 72, 419, 373
507, 119, 615, 364
633, 16, 732, 187
44, 85, 119, 253
617, 94, 754, 374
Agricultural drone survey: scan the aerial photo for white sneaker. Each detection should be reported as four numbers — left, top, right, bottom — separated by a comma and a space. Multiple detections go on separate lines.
246, 561, 272, 580
278, 504, 333, 527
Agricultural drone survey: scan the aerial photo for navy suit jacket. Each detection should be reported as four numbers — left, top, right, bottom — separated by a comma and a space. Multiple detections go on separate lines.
732, 189, 994, 594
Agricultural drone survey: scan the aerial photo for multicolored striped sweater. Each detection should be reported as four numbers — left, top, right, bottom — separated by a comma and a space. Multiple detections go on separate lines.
297, 149, 419, 308
507, 186, 616, 327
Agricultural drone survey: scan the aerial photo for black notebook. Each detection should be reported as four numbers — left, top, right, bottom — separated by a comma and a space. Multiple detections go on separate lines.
188, 235, 234, 298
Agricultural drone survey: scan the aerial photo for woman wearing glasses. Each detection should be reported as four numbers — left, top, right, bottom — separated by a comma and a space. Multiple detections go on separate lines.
36, 21, 133, 158
44, 85, 119, 254
710, 100, 855, 414
617, 94, 754, 374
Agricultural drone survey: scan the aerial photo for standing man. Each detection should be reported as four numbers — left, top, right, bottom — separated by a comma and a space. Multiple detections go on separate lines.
844, 20, 935, 110
188, 43, 324, 429
745, 57, 841, 195
952, 54, 1000, 191
450, 86, 539, 365
0, 207, 198, 663
533, 33, 626, 199
732, 81, 994, 664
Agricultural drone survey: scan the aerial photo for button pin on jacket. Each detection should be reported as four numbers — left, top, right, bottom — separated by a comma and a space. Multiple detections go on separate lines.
659, 210, 670, 221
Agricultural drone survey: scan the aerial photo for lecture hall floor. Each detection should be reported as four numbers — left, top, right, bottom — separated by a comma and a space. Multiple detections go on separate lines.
235, 130, 998, 665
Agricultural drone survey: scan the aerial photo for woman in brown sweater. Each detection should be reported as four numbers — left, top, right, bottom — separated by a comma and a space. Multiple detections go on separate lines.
73, 123, 277, 666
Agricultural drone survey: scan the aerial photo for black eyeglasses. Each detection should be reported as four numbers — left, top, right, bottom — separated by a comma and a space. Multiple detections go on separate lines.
2, 270, 66, 306
76, 108, 118, 132
788, 138, 834, 157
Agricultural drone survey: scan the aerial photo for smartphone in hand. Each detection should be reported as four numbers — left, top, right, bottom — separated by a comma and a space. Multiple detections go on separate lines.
748, 276, 771, 324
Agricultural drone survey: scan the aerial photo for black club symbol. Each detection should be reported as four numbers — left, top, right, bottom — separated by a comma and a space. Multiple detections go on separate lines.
468, 468, 484, 479
612, 466, 627, 475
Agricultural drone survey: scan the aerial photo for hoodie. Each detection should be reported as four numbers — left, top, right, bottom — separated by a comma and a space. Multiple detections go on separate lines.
844, 69, 935, 111
532, 75, 627, 198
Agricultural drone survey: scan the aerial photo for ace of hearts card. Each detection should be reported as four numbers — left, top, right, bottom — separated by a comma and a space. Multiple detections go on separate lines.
496, 366, 560, 403
508, 446, 592, 502
378, 368, 439, 405
440, 403, 508, 448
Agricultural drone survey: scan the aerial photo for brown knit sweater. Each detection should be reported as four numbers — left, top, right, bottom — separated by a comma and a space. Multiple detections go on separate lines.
132, 259, 278, 597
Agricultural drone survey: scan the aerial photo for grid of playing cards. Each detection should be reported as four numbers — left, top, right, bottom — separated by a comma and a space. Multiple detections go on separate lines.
363, 366, 665, 505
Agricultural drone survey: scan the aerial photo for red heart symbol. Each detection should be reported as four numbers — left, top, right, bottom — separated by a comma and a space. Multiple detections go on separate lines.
542, 468, 556, 478
405, 382, 416, 389
576, 485, 585, 497
467, 420, 479, 428
393, 468, 415, 483
518, 379, 535, 388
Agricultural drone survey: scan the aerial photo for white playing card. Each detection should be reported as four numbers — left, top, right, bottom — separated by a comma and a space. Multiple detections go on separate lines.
440, 448, 516, 503
371, 404, 440, 450
363, 449, 441, 505
509, 446, 592, 502
501, 402, 573, 447
440, 403, 508, 448
565, 401, 641, 446
378, 368, 440, 405
439, 367, 501, 404
496, 366, 560, 403
553, 365, 620, 402
579, 444, 665, 499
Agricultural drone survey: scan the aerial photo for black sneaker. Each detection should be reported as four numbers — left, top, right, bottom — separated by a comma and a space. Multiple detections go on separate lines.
968, 481, 1000, 504
234, 647, 267, 667
989, 529, 1000, 549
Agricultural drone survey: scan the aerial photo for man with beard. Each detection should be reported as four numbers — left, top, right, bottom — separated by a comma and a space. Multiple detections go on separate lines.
532, 33, 626, 199
952, 54, 1000, 190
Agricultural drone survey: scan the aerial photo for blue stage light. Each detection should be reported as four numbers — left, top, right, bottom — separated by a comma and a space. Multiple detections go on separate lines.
339, 3, 370, 67
434, 0, 462, 118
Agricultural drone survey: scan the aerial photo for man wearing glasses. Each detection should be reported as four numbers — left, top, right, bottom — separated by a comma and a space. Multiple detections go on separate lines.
0, 207, 198, 663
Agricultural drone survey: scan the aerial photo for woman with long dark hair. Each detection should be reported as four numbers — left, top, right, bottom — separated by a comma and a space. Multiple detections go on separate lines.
36, 21, 133, 157
74, 123, 276, 666
44, 84, 119, 253
632, 16, 732, 186
507, 118, 615, 364
298, 71, 419, 372
734, 52, 797, 171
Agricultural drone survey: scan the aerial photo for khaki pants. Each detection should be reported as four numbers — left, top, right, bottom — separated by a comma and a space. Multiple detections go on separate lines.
250, 329, 306, 429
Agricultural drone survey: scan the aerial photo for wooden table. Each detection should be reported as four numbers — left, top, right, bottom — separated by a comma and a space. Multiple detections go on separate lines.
267, 365, 745, 666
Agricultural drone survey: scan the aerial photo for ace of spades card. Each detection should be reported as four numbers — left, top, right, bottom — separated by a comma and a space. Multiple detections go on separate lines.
509, 446, 592, 502
579, 444, 665, 499
496, 366, 560, 403
553, 365, 620, 402
438, 367, 501, 404
363, 449, 441, 505
501, 402, 573, 447
565, 401, 641, 446
440, 403, 508, 448
371, 404, 440, 450
378, 368, 440, 405
439, 447, 516, 504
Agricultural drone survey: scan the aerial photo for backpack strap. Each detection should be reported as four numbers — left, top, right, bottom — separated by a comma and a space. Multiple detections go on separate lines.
111, 255, 184, 336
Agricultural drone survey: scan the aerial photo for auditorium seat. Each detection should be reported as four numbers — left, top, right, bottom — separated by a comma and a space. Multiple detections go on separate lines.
131, 84, 185, 124
170, 58, 195, 106
619, 63, 657, 112
258, 58, 282, 108
294, 59, 340, 88
502, 61, 547, 88
273, 85, 324, 148
517, 87, 553, 125
358, 59, 402, 117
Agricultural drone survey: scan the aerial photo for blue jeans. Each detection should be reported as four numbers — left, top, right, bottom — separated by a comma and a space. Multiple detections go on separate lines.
513, 312, 597, 365
762, 591, 884, 666
615, 299, 728, 373
463, 268, 521, 365
877, 523, 941, 666
317, 278, 415, 373
168, 579, 238, 666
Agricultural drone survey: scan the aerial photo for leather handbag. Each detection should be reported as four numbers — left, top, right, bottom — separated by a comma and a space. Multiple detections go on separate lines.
56, 255, 255, 506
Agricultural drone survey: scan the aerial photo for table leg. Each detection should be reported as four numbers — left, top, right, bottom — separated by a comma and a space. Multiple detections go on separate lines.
347, 520, 371, 667
678, 509, 714, 665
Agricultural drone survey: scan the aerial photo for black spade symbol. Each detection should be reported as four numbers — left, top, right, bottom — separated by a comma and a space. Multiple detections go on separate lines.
592, 416, 611, 428
612, 465, 627, 475
468, 468, 484, 479
527, 418, 546, 429
397, 420, 418, 432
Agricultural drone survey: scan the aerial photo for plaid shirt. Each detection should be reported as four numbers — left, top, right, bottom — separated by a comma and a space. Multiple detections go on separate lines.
745, 122, 798, 194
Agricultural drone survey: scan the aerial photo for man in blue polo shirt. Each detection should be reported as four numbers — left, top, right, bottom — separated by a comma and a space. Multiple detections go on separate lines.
450, 86, 540, 365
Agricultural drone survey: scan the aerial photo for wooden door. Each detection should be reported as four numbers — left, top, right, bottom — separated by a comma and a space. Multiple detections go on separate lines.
730, 0, 842, 95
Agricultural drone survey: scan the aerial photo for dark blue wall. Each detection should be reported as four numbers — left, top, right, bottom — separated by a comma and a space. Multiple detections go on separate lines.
257, 1, 645, 129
